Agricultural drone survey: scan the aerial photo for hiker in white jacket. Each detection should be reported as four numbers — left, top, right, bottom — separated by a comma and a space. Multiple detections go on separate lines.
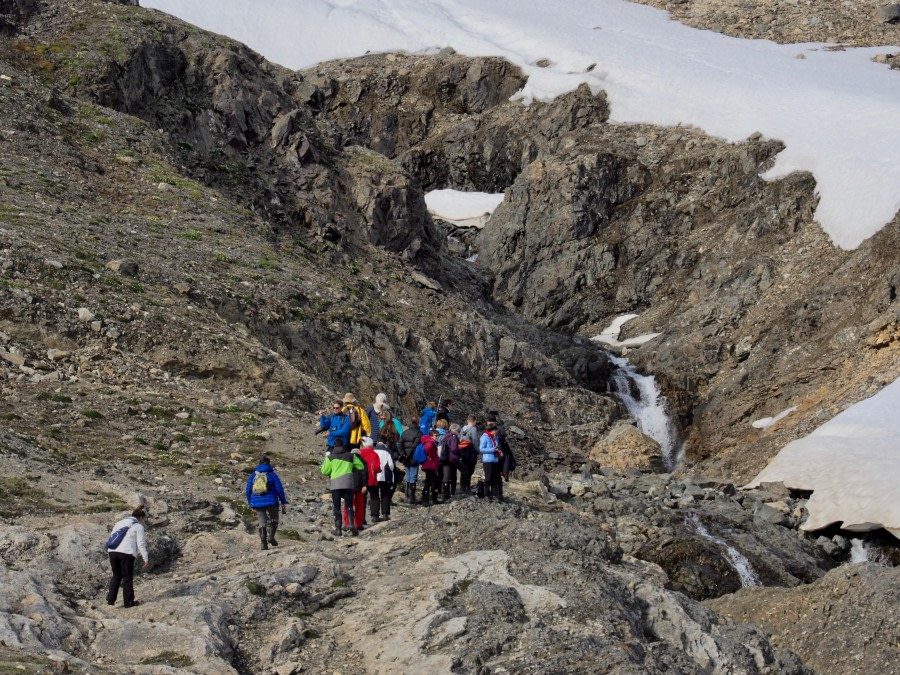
106, 504, 150, 608
371, 441, 396, 522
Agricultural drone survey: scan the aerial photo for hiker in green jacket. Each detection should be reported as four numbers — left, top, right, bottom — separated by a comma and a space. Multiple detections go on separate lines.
321, 438, 365, 536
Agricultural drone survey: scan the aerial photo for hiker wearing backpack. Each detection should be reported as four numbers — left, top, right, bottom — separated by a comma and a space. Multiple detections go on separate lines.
366, 392, 389, 443
480, 420, 503, 503
245, 455, 288, 550
318, 400, 351, 451
106, 504, 150, 608
399, 416, 422, 504
442, 423, 461, 500
459, 415, 479, 494
321, 438, 365, 537
372, 440, 395, 521
419, 401, 437, 436
420, 428, 441, 506
377, 422, 404, 498
436, 399, 452, 424
342, 392, 371, 450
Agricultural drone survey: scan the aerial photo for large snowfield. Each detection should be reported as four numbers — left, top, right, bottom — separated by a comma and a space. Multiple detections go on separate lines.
142, 0, 900, 537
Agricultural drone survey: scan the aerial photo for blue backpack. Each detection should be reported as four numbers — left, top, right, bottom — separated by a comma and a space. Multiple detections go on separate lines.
412, 442, 427, 465
105, 520, 133, 549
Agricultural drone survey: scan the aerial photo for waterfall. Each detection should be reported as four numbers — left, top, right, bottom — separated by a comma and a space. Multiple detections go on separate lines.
688, 515, 762, 588
609, 355, 681, 470
850, 538, 869, 563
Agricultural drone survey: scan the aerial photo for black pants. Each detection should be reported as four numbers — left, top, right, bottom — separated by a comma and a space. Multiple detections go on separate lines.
441, 464, 457, 497
331, 488, 355, 527
422, 469, 440, 502
107, 552, 136, 606
255, 504, 279, 529
483, 463, 502, 501
369, 481, 393, 519
459, 464, 475, 493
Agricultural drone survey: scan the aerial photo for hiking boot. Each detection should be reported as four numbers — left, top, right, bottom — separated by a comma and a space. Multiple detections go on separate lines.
349, 528, 359, 537
331, 517, 342, 537
123, 601, 140, 608
259, 527, 268, 551
267, 523, 278, 547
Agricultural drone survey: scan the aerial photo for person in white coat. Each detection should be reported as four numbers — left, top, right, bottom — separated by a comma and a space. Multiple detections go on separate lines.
371, 441, 396, 521
106, 504, 150, 607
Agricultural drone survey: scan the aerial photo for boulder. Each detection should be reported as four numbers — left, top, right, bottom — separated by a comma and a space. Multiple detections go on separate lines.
589, 421, 664, 473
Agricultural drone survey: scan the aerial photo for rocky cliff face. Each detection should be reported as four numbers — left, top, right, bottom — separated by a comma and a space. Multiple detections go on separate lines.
0, 1, 897, 673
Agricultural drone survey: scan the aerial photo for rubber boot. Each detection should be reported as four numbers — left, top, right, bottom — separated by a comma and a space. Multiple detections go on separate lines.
331, 516, 342, 537
421, 488, 430, 507
268, 522, 279, 547
349, 527, 359, 537
442, 481, 452, 501
259, 527, 268, 551
408, 483, 418, 505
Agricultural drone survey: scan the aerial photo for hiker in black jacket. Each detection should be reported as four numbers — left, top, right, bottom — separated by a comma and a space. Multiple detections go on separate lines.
399, 415, 422, 504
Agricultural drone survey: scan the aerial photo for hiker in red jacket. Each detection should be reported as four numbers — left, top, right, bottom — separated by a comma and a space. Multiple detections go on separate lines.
420, 429, 441, 506
344, 437, 381, 530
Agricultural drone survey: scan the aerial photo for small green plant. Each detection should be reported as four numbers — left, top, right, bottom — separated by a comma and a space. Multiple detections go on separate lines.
148, 406, 173, 420
80, 409, 103, 419
332, 578, 348, 588
35, 391, 52, 401
152, 442, 168, 451
280, 529, 301, 540
140, 652, 194, 668
246, 580, 267, 597
304, 629, 321, 639
172, 433, 189, 443
179, 229, 202, 241
199, 463, 225, 476
219, 404, 242, 414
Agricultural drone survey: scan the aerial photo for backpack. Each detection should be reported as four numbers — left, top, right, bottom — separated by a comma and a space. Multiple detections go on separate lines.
352, 454, 368, 491
348, 406, 361, 430
412, 442, 427, 465
106, 521, 133, 549
251, 470, 270, 496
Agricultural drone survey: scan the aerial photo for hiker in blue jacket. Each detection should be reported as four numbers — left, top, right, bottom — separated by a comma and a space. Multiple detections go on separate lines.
419, 401, 437, 436
317, 400, 351, 451
245, 455, 288, 551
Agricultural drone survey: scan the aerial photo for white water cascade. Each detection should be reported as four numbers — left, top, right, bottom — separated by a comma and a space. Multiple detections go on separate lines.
850, 538, 869, 563
609, 355, 681, 470
688, 515, 762, 588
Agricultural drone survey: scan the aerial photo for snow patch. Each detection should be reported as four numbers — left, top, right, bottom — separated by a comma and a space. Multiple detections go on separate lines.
751, 406, 798, 430
144, 0, 900, 249
591, 314, 660, 348
747, 377, 900, 541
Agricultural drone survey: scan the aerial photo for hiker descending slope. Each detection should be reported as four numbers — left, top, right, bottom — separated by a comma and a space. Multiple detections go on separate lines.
105, 504, 150, 608
245, 454, 288, 550
317, 400, 351, 451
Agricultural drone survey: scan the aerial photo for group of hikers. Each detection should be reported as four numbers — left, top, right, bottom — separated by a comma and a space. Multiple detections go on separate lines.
247, 393, 517, 544
316, 393, 517, 537
105, 393, 517, 606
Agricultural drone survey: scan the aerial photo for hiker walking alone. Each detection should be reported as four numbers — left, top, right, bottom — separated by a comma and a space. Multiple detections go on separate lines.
480, 420, 503, 502
245, 454, 288, 550
322, 438, 365, 536
106, 504, 150, 608
400, 416, 422, 504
